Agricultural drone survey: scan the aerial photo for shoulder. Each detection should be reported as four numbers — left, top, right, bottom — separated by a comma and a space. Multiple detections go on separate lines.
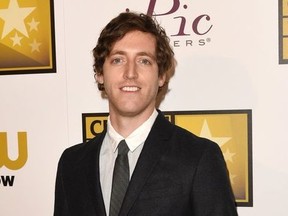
59, 132, 105, 165
173, 123, 221, 155
156, 111, 218, 150
175, 124, 216, 146
154, 111, 221, 159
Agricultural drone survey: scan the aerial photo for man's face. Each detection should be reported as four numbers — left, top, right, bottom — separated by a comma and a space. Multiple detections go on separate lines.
97, 30, 165, 119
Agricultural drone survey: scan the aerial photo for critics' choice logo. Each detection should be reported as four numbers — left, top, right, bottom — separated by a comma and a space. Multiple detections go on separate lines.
126, 0, 213, 48
279, 0, 288, 64
82, 110, 253, 207
0, 0, 56, 75
0, 132, 28, 187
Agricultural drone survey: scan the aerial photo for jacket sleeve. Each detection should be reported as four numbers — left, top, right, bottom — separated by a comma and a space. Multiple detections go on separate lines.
191, 141, 238, 216
53, 153, 70, 216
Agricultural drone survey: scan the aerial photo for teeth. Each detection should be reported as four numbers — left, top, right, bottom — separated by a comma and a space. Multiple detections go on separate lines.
122, 86, 139, 92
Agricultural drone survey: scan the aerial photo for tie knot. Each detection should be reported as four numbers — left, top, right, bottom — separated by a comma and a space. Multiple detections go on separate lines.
117, 140, 129, 155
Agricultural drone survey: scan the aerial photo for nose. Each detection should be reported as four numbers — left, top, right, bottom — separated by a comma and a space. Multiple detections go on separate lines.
124, 61, 138, 80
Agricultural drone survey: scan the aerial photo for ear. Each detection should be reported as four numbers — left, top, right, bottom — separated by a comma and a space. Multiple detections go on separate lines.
95, 73, 104, 84
158, 73, 166, 87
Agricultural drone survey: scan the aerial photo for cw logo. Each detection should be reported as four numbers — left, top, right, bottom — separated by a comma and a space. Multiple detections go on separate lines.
0, 132, 28, 170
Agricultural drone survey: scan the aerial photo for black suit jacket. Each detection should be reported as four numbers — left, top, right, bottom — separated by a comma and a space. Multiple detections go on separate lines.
54, 111, 238, 216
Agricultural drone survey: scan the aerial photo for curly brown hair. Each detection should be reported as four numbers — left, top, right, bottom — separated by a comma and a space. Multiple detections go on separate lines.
92, 12, 176, 92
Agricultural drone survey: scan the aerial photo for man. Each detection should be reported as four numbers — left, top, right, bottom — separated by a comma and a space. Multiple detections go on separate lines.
54, 12, 238, 216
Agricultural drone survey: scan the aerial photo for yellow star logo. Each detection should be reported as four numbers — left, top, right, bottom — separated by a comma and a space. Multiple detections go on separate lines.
200, 119, 231, 148
27, 18, 40, 32
229, 173, 237, 185
29, 39, 41, 52
10, 32, 23, 46
0, 0, 35, 39
223, 148, 236, 163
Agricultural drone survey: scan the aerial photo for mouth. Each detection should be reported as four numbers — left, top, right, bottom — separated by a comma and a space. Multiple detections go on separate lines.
121, 86, 140, 92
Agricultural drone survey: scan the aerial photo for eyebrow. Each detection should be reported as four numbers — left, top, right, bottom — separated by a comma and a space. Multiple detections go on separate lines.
109, 50, 156, 60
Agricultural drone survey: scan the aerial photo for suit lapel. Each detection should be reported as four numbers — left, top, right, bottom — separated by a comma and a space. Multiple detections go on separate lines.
119, 112, 174, 216
85, 132, 107, 216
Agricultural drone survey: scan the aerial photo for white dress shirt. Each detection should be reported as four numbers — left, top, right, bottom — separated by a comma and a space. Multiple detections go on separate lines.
99, 109, 158, 215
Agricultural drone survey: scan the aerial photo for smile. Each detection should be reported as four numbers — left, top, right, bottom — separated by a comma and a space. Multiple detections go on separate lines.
121, 86, 140, 92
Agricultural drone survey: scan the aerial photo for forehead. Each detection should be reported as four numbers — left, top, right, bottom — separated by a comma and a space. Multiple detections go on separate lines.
110, 30, 156, 54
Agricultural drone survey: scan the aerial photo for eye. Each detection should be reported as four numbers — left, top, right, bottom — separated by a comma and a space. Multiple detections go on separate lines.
111, 57, 123, 64
138, 58, 152, 65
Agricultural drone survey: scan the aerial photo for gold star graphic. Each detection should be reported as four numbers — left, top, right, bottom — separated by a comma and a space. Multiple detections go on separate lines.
223, 148, 236, 163
229, 173, 237, 185
29, 39, 41, 52
200, 119, 231, 148
10, 32, 23, 46
27, 18, 40, 32
0, 0, 35, 39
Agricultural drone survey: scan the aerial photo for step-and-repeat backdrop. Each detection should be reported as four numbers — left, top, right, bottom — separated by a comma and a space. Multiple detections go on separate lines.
1, 0, 287, 215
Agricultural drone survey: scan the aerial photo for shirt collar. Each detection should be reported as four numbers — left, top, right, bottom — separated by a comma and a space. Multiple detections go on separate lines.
107, 109, 158, 153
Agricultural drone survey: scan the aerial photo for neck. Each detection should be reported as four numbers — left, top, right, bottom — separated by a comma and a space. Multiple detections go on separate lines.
109, 109, 155, 138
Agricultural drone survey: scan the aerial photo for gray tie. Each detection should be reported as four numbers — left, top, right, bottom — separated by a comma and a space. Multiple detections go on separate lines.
109, 140, 130, 216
